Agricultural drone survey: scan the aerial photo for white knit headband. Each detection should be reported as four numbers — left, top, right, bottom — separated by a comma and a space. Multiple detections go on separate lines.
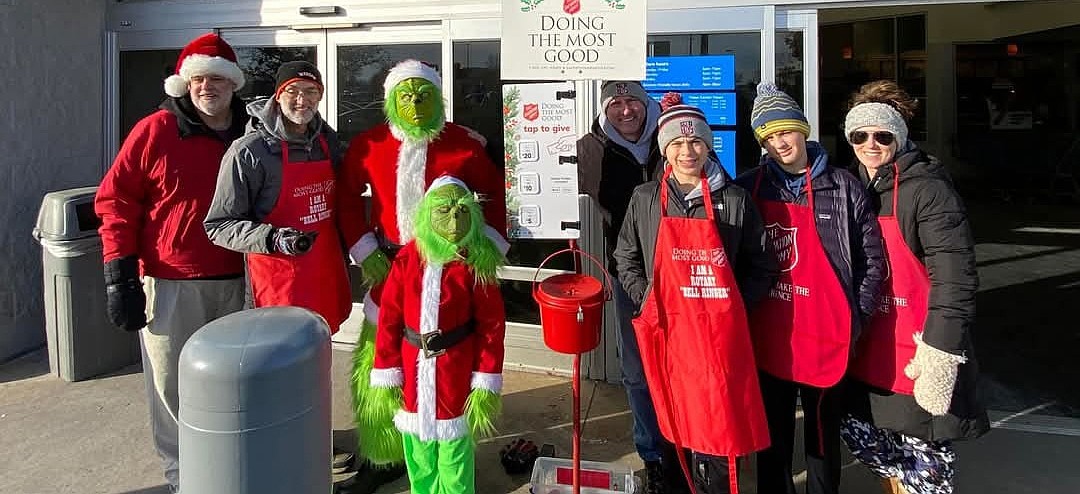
844, 102, 908, 146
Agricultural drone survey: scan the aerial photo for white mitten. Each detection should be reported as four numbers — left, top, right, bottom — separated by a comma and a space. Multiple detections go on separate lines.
904, 332, 967, 416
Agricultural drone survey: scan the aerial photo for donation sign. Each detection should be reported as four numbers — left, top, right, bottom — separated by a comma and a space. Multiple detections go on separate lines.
503, 82, 580, 239
501, 0, 646, 80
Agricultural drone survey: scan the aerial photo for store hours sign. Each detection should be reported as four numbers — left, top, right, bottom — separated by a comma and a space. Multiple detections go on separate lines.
502, 0, 646, 80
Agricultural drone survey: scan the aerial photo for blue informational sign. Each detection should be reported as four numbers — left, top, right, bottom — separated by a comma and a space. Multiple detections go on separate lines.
643, 55, 736, 91
713, 131, 737, 177
648, 91, 736, 126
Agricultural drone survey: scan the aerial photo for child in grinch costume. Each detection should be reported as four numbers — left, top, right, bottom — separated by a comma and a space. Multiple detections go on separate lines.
362, 175, 506, 494
338, 60, 507, 489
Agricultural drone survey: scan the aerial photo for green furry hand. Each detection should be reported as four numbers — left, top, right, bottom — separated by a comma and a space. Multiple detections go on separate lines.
464, 388, 502, 439
360, 250, 391, 286
361, 386, 403, 428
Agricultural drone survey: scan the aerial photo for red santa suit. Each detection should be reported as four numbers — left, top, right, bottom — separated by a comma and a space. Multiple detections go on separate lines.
368, 243, 506, 440
339, 121, 508, 320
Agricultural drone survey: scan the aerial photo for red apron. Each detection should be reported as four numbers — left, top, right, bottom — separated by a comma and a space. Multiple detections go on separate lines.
632, 171, 770, 467
850, 167, 929, 394
246, 136, 351, 334
750, 168, 851, 388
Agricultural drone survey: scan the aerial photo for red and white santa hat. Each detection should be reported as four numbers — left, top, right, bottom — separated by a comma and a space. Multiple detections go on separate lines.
382, 59, 442, 99
163, 33, 246, 98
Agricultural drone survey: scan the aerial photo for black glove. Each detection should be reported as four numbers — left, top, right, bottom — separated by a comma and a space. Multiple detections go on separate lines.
270, 227, 318, 256
104, 255, 146, 332
499, 439, 540, 475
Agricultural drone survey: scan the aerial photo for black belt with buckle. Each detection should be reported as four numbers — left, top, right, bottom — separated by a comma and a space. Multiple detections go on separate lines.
404, 321, 476, 358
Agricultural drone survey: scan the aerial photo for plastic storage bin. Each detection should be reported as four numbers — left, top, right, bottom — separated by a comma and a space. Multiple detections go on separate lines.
33, 186, 139, 381
530, 457, 637, 494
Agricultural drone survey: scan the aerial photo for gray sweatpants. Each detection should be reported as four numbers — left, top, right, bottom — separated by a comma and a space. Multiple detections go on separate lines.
140, 276, 245, 491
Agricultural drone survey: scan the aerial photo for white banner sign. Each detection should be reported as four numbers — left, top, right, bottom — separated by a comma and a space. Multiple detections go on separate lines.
501, 0, 646, 81
503, 82, 580, 239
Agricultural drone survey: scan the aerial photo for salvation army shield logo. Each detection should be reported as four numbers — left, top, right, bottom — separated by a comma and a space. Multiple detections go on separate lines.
523, 103, 539, 121
710, 247, 727, 268
765, 222, 799, 272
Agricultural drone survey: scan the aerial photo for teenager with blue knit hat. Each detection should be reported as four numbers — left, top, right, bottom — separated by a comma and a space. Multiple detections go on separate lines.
750, 82, 811, 144
615, 92, 777, 494
734, 82, 886, 494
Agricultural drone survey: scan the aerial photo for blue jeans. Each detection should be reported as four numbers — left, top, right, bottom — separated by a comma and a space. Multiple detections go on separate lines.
614, 283, 663, 462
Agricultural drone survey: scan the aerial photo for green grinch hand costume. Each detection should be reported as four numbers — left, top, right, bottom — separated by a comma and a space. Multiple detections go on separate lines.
338, 59, 509, 479
361, 176, 506, 494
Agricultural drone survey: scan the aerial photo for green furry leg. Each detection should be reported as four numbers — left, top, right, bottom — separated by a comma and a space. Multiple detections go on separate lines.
464, 389, 502, 439
351, 318, 405, 466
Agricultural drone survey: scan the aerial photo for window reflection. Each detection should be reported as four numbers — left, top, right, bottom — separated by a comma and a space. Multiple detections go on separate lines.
336, 44, 441, 144
233, 46, 318, 100
119, 49, 181, 140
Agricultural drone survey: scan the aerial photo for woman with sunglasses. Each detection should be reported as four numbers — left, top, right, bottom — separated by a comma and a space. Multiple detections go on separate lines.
841, 80, 989, 494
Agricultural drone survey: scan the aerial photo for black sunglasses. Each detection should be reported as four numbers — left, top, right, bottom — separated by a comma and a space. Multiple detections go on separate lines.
849, 130, 895, 146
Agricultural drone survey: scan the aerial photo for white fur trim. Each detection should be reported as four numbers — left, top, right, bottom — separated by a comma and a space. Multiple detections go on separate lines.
470, 372, 503, 393
427, 175, 470, 194
483, 224, 511, 255
393, 410, 469, 441
394, 131, 429, 243
362, 291, 379, 324
163, 74, 189, 98
462, 125, 488, 147
176, 53, 245, 92
370, 367, 404, 388
415, 263, 444, 441
348, 232, 380, 265
383, 59, 442, 99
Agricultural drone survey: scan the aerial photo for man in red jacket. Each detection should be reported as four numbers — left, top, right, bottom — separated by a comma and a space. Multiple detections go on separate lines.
94, 33, 248, 494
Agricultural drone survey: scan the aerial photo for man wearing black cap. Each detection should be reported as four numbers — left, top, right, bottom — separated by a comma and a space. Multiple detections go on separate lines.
205, 60, 351, 334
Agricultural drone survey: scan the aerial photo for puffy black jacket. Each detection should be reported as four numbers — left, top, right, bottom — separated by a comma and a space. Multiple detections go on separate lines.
849, 147, 989, 441
735, 145, 886, 337
613, 165, 778, 312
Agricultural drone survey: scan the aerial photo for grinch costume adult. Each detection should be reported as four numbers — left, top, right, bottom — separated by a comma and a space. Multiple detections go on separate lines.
338, 59, 507, 481
362, 176, 506, 494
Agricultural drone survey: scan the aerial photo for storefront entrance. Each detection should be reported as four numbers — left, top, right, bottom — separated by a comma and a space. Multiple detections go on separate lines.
111, 4, 819, 378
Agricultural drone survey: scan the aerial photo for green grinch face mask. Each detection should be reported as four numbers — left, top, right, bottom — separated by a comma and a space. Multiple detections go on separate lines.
394, 78, 439, 126
428, 185, 472, 244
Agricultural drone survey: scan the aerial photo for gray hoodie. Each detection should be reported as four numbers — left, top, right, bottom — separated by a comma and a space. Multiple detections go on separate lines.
204, 97, 342, 254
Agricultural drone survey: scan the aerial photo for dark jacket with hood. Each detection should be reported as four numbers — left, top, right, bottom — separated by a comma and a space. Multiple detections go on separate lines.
204, 97, 343, 254
577, 99, 663, 258
734, 141, 886, 339
847, 146, 989, 442
613, 158, 778, 312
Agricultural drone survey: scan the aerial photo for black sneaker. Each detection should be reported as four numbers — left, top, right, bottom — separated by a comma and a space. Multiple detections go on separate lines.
644, 460, 666, 494
336, 462, 407, 494
333, 447, 356, 473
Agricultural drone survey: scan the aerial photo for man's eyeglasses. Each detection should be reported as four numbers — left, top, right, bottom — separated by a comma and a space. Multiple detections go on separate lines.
849, 130, 895, 146
282, 86, 322, 100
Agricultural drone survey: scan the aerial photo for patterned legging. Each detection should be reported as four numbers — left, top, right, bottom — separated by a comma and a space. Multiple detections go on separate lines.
840, 415, 957, 494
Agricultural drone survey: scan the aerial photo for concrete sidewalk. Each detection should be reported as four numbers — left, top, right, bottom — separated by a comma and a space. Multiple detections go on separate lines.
2, 347, 1079, 494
